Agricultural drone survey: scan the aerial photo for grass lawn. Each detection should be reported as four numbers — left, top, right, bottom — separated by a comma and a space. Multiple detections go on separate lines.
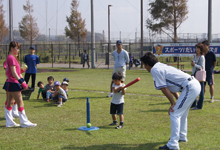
0, 68, 219, 150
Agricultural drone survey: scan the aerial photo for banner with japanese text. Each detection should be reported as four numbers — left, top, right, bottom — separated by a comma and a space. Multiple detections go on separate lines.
153, 43, 220, 57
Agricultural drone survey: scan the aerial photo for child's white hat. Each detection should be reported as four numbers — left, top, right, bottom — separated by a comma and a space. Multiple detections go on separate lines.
62, 81, 68, 85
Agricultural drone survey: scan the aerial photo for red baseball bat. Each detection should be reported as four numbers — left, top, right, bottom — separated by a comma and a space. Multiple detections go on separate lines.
124, 78, 141, 88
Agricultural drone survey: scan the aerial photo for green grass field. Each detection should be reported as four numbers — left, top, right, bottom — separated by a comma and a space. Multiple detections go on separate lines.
0, 68, 219, 150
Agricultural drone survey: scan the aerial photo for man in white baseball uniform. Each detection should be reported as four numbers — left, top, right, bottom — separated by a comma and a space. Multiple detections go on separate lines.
107, 40, 129, 97
140, 52, 201, 150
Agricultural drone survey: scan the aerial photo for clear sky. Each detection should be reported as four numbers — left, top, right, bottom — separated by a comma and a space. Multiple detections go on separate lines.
2, 0, 220, 39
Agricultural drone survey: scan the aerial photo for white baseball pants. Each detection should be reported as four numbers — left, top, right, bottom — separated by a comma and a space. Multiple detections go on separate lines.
167, 78, 201, 150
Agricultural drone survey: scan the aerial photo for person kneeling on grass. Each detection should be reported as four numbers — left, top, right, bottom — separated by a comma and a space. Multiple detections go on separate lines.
109, 72, 126, 129
37, 81, 46, 100
52, 81, 68, 107
45, 76, 55, 102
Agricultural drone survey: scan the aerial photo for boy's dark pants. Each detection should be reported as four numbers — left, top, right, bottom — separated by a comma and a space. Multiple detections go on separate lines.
24, 73, 36, 89
41, 91, 46, 99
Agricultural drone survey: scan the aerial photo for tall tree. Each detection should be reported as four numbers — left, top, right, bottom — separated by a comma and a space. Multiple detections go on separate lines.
19, 0, 39, 45
65, 0, 87, 55
146, 0, 188, 42
0, 0, 8, 43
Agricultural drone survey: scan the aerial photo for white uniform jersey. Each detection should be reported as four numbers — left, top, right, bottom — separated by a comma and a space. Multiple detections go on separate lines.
111, 83, 126, 104
112, 49, 129, 68
150, 62, 201, 150
151, 62, 191, 93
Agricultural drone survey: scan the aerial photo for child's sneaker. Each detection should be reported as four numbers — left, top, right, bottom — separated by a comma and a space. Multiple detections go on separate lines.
210, 98, 214, 103
57, 104, 62, 107
107, 93, 113, 97
115, 125, 123, 129
109, 122, 118, 126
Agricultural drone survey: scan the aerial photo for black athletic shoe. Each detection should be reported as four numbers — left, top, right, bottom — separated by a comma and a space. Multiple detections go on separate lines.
159, 145, 179, 150
115, 125, 123, 129
109, 122, 118, 126
168, 138, 187, 142
159, 145, 170, 150
178, 140, 187, 142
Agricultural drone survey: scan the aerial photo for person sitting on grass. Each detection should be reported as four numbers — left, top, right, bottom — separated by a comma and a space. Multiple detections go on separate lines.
52, 81, 68, 107
37, 81, 46, 100
45, 76, 55, 102
61, 81, 68, 97
133, 58, 140, 67
109, 72, 126, 129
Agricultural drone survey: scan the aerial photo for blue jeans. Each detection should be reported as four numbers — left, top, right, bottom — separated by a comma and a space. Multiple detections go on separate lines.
191, 82, 204, 109
46, 91, 53, 99
52, 95, 67, 102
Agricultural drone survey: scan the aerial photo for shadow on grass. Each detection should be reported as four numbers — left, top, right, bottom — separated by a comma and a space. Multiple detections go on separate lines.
148, 102, 170, 106
141, 109, 167, 113
0, 117, 5, 121
61, 142, 165, 150
26, 100, 48, 103
68, 97, 105, 100
33, 103, 57, 108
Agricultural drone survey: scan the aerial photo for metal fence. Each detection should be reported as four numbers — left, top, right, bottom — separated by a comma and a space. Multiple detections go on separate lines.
0, 42, 153, 69
2, 41, 219, 69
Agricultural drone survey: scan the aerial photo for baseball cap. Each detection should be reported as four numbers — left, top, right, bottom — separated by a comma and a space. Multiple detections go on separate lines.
116, 40, 122, 45
54, 81, 61, 86
62, 81, 68, 85
63, 78, 69, 82
30, 46, 35, 49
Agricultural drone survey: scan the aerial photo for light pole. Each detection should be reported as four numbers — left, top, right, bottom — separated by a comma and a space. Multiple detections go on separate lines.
140, 0, 143, 68
208, 0, 212, 43
91, 0, 95, 68
9, 0, 13, 42
108, 5, 112, 69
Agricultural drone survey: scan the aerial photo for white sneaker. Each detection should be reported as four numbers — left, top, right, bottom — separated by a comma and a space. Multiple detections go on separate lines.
107, 93, 113, 97
57, 104, 62, 107
210, 99, 214, 103
21, 122, 37, 128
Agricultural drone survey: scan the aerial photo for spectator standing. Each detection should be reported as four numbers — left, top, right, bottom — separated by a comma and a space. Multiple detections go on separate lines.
202, 40, 217, 103
24, 46, 40, 90
82, 50, 90, 68
107, 40, 129, 97
191, 43, 205, 110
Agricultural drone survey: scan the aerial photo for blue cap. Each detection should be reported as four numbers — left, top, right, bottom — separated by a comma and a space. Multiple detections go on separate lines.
54, 81, 61, 86
30, 46, 35, 49
63, 78, 69, 82
116, 40, 122, 45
